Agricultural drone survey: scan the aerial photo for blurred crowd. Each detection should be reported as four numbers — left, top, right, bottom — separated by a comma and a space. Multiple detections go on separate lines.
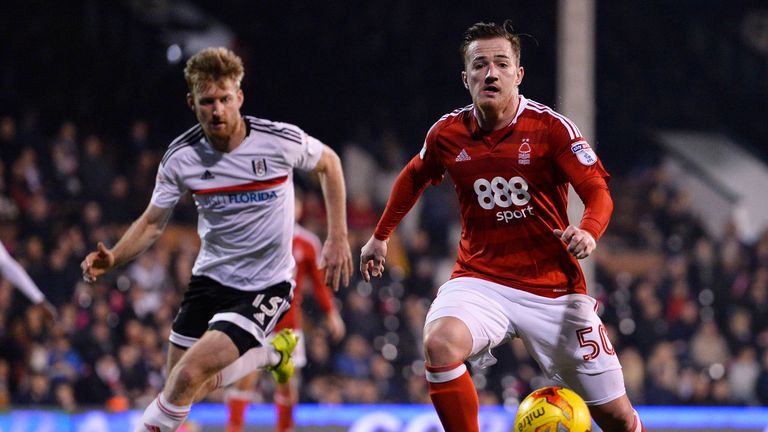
1, 112, 767, 414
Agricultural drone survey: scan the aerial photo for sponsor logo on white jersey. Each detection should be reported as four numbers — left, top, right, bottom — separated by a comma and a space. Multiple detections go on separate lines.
200, 190, 278, 210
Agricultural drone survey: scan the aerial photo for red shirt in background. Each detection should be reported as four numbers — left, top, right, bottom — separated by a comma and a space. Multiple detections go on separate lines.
276, 224, 336, 330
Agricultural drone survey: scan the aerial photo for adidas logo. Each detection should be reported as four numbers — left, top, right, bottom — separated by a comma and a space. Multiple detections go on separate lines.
455, 149, 471, 162
200, 170, 215, 180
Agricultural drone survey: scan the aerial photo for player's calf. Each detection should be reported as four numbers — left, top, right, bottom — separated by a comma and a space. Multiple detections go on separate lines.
589, 396, 642, 432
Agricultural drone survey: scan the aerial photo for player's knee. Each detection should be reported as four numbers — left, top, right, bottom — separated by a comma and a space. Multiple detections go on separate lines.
171, 363, 208, 394
423, 317, 472, 365
423, 331, 466, 365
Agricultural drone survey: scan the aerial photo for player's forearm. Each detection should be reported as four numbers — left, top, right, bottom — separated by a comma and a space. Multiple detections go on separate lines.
316, 149, 348, 240
574, 177, 613, 241
374, 158, 429, 241
110, 207, 171, 267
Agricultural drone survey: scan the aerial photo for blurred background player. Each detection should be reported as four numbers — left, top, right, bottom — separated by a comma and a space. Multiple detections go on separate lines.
226, 190, 346, 432
81, 47, 353, 432
0, 239, 57, 322
360, 21, 643, 432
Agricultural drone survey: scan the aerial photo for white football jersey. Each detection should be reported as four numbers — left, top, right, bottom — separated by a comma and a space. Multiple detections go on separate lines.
151, 116, 323, 291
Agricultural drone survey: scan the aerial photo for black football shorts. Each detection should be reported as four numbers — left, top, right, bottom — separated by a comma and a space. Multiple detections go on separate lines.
169, 275, 293, 356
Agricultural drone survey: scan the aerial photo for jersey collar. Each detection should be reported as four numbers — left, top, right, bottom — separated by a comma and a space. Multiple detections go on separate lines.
470, 95, 528, 138
243, 116, 251, 136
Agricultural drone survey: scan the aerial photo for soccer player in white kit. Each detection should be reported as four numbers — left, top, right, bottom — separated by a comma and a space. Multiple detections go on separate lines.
80, 47, 353, 432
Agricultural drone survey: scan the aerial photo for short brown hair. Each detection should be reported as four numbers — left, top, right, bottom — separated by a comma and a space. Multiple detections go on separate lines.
460, 20, 521, 64
184, 47, 245, 94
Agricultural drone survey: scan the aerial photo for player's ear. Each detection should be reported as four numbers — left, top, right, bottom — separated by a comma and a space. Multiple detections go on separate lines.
461, 71, 468, 89
236, 88, 244, 107
516, 66, 525, 86
186, 93, 195, 111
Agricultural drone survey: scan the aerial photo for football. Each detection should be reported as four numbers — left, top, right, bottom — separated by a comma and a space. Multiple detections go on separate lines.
513, 386, 592, 432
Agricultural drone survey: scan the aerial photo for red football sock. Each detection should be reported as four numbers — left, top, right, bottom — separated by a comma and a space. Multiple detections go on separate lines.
275, 386, 294, 432
425, 361, 479, 432
226, 398, 248, 432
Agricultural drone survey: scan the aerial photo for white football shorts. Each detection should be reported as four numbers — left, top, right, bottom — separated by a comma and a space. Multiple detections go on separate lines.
425, 276, 626, 405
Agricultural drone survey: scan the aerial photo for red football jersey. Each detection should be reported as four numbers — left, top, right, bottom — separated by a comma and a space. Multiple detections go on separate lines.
376, 96, 611, 298
275, 224, 335, 330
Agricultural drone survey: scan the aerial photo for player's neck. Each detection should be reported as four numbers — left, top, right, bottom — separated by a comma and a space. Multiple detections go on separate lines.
475, 95, 520, 131
209, 117, 246, 152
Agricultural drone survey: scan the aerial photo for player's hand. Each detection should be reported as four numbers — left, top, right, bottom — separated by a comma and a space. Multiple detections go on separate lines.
553, 226, 596, 260
325, 311, 346, 343
360, 236, 388, 283
37, 300, 58, 324
319, 234, 353, 291
80, 242, 116, 283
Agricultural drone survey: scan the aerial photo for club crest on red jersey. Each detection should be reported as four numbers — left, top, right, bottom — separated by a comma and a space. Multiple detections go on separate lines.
518, 138, 532, 165
252, 158, 268, 176
570, 141, 597, 166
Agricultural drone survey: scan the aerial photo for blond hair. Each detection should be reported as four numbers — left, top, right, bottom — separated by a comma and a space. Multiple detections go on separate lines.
184, 47, 245, 94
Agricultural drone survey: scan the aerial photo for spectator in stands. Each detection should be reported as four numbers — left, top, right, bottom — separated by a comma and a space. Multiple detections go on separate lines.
728, 346, 760, 405
690, 321, 731, 368
79, 134, 114, 201
14, 371, 55, 406
756, 349, 768, 405
334, 334, 373, 380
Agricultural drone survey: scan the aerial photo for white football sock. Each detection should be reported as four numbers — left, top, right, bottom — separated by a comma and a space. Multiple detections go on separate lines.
216, 346, 280, 388
135, 393, 190, 432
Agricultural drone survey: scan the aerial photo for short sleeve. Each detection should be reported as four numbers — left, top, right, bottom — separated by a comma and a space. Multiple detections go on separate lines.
275, 122, 323, 172
293, 134, 324, 171
150, 161, 185, 209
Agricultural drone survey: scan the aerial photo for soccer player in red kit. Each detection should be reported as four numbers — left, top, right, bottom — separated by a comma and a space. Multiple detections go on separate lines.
360, 21, 644, 432
226, 195, 345, 432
